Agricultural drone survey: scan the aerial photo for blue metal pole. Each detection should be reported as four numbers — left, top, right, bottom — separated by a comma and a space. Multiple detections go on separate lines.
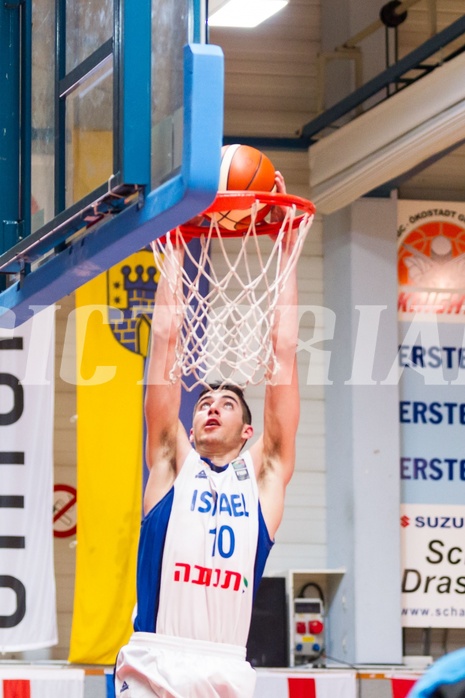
0, 2, 21, 256
120, 0, 151, 186
54, 0, 66, 216
191, 0, 205, 44
21, 0, 33, 241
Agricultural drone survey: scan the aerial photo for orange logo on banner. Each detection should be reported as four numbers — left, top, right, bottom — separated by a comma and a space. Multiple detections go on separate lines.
398, 222, 465, 288
398, 221, 465, 314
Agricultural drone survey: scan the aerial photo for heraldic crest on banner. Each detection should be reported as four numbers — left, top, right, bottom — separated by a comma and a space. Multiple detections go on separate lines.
106, 247, 160, 357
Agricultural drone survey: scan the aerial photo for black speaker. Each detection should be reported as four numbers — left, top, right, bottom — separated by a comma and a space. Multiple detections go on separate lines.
246, 576, 288, 667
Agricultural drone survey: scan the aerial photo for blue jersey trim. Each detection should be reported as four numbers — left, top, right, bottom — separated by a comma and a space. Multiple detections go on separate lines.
253, 503, 274, 599
134, 487, 174, 633
200, 456, 229, 473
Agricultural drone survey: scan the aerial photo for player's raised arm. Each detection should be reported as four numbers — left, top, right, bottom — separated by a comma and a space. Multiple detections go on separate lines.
263, 220, 301, 477
144, 234, 190, 511
251, 172, 301, 536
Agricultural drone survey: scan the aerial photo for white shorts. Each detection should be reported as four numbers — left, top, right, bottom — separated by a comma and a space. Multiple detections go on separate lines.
115, 631, 256, 698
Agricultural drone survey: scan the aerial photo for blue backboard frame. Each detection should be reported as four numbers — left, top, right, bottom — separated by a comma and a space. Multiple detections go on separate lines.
0, 0, 223, 328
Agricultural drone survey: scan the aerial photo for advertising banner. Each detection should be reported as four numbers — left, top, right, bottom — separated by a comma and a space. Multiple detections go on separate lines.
0, 667, 84, 698
253, 671, 356, 698
398, 201, 465, 627
0, 307, 57, 650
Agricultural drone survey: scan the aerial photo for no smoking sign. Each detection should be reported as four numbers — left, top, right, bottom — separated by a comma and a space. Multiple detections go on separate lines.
53, 484, 77, 538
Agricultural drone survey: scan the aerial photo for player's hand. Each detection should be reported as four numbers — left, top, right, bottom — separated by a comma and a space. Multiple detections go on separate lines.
268, 171, 300, 252
269, 171, 287, 226
274, 171, 286, 195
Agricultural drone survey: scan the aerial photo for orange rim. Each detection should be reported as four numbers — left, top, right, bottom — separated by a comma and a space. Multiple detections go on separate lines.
175, 191, 316, 238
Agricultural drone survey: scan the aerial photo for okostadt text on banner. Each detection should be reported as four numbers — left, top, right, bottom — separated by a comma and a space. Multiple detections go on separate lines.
0, 306, 57, 650
398, 200, 465, 628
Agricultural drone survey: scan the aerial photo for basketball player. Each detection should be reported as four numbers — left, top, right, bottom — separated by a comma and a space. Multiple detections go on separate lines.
115, 173, 302, 697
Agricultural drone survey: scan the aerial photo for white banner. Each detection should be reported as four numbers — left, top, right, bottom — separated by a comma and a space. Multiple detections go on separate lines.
0, 668, 84, 698
401, 503, 465, 627
0, 307, 57, 650
398, 200, 465, 627
254, 671, 356, 698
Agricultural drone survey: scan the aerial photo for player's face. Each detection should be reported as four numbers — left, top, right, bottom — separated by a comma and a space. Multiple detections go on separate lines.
191, 390, 252, 452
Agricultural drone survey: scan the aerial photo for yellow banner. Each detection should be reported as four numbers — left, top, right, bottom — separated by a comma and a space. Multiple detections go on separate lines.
69, 249, 157, 664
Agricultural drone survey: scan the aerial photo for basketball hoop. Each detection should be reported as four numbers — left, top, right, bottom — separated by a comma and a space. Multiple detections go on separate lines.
152, 191, 316, 391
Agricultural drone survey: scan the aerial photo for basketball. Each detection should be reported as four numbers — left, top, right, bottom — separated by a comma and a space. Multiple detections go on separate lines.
211, 144, 277, 231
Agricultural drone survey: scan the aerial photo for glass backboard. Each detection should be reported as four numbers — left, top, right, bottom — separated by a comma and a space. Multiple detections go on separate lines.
0, 0, 223, 326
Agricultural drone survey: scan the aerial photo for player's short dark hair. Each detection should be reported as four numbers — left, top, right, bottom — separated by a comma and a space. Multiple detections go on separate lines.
196, 382, 252, 425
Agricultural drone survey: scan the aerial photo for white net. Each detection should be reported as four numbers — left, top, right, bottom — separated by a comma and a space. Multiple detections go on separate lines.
152, 195, 314, 391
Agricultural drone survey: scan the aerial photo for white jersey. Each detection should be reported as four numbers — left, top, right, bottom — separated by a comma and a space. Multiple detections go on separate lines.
134, 448, 273, 647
